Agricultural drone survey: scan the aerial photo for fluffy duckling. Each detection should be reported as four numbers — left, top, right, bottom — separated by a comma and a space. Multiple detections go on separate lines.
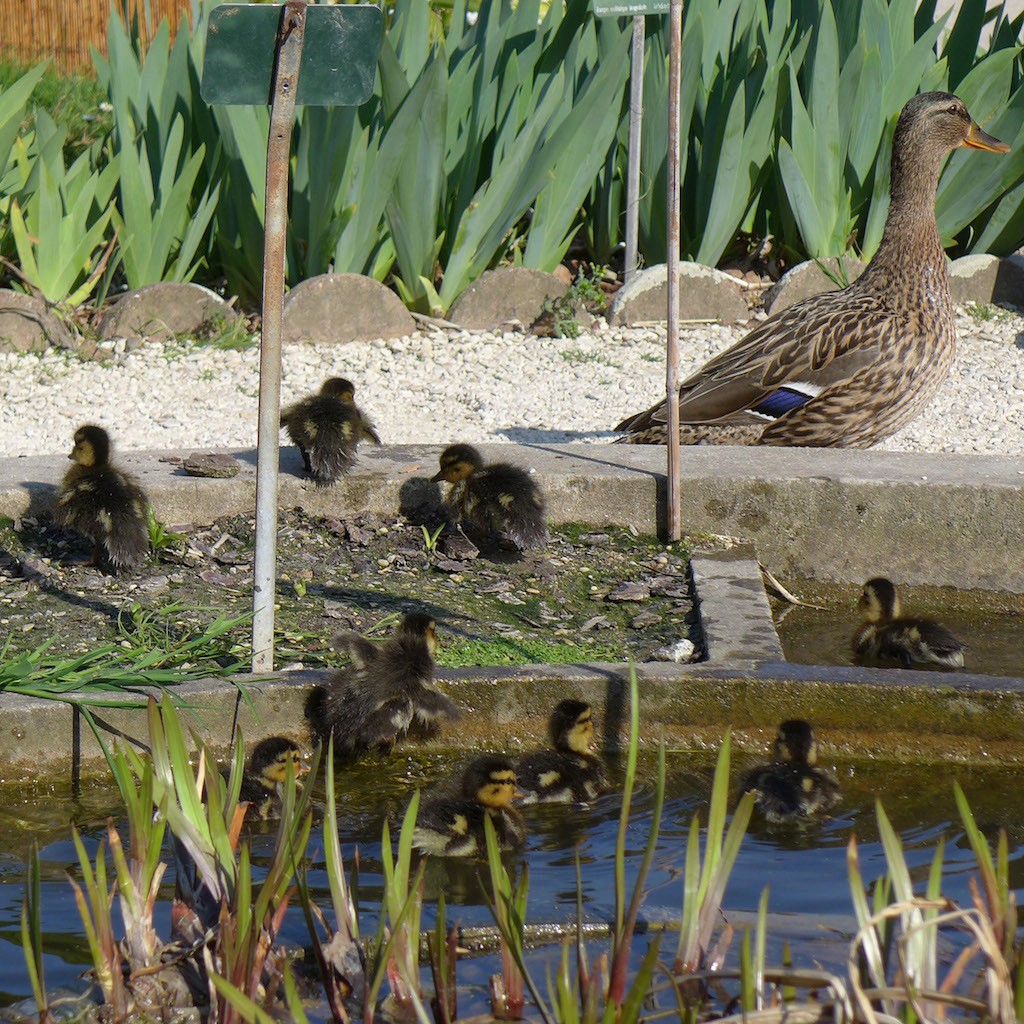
431, 443, 548, 551
53, 424, 150, 570
853, 577, 966, 668
517, 699, 608, 804
281, 377, 380, 486
412, 754, 526, 857
238, 736, 306, 819
311, 612, 460, 757
741, 720, 841, 824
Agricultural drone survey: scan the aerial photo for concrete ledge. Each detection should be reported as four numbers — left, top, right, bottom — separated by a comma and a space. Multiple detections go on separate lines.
3, 443, 1022, 592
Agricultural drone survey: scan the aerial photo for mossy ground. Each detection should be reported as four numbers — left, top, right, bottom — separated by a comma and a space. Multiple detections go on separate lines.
0, 508, 700, 672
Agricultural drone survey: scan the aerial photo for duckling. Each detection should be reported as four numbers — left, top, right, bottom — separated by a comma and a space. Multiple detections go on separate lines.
741, 720, 841, 824
281, 377, 380, 486
310, 612, 460, 757
853, 577, 965, 668
53, 424, 150, 570
431, 444, 548, 551
237, 736, 306, 819
412, 754, 526, 857
517, 699, 608, 804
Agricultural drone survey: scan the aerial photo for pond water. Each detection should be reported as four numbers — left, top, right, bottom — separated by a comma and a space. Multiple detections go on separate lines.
1, 749, 1022, 1013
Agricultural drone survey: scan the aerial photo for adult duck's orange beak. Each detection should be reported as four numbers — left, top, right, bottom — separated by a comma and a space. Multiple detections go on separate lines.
963, 122, 1011, 153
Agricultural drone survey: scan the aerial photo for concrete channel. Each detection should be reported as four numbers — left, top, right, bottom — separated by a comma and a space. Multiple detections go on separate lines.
1, 442, 1023, 782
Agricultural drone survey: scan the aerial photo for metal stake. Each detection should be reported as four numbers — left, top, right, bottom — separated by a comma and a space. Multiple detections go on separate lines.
624, 14, 646, 287
665, 0, 682, 541
252, 0, 307, 672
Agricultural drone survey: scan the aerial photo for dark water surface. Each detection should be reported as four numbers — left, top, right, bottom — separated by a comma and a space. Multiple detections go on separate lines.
1, 749, 1022, 1010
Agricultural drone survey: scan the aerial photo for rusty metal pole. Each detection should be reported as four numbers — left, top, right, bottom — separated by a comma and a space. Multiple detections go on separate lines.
624, 15, 645, 287
665, 0, 682, 541
252, 0, 306, 672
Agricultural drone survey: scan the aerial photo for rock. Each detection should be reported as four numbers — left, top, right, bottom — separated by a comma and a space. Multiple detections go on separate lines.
763, 257, 867, 315
649, 638, 696, 663
283, 273, 416, 344
182, 452, 241, 478
0, 290, 76, 352
949, 253, 1024, 307
607, 262, 749, 327
447, 267, 569, 330
440, 530, 480, 560
99, 282, 239, 344
580, 614, 614, 631
605, 581, 651, 602
630, 610, 662, 629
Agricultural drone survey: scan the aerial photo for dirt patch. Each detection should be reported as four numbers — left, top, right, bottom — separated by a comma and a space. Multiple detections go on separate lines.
0, 509, 701, 670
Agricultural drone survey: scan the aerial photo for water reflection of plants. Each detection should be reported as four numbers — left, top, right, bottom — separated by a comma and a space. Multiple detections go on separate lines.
19, 688, 1024, 1023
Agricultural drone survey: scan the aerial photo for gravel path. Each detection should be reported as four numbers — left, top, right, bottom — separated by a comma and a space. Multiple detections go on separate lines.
1, 307, 1023, 458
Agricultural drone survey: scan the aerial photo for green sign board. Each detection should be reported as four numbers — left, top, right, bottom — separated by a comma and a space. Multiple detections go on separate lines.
201, 3, 383, 106
592, 0, 669, 15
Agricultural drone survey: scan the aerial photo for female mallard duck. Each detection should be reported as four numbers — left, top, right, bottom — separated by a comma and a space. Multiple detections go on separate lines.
412, 754, 526, 857
853, 577, 966, 668
741, 720, 841, 823
53, 424, 150, 570
431, 443, 549, 551
615, 93, 1010, 447
281, 377, 380, 485
517, 699, 608, 804
309, 612, 460, 757
238, 736, 305, 819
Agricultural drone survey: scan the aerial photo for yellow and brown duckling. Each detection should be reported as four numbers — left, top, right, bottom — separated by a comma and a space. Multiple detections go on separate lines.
431, 443, 549, 551
53, 424, 150, 570
237, 736, 306, 819
615, 93, 1010, 447
516, 699, 608, 804
281, 377, 380, 486
310, 612, 460, 757
412, 754, 526, 857
853, 577, 966, 669
741, 720, 841, 824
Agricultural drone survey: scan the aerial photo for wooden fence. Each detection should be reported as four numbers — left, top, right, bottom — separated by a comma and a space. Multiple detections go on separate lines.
1, 0, 191, 72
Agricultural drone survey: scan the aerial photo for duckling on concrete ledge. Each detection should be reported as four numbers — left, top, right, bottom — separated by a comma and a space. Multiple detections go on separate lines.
517, 699, 608, 804
412, 754, 526, 857
53, 424, 150, 570
238, 736, 306, 819
309, 612, 460, 758
741, 719, 841, 823
281, 377, 380, 486
431, 443, 548, 551
853, 576, 966, 668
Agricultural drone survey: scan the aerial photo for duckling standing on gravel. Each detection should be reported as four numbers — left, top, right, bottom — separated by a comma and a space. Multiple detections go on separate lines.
431, 443, 549, 551
741, 719, 841, 823
281, 377, 380, 486
517, 699, 608, 804
853, 576, 966, 668
238, 736, 306, 820
309, 612, 460, 757
412, 754, 526, 857
53, 424, 150, 570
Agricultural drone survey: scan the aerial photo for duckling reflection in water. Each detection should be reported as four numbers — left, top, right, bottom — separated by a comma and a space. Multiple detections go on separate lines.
431, 443, 549, 552
238, 736, 306, 820
412, 754, 526, 857
516, 699, 608, 804
741, 720, 841, 824
853, 577, 965, 669
308, 612, 460, 758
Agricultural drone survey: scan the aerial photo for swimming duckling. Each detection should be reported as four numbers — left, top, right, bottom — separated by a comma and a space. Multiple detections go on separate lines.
517, 699, 608, 804
431, 444, 548, 551
741, 720, 841, 823
281, 377, 380, 486
238, 736, 306, 819
53, 424, 150, 570
853, 577, 966, 668
412, 754, 526, 857
310, 612, 460, 757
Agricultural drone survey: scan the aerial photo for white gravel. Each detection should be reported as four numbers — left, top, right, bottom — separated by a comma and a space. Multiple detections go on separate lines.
1, 307, 1023, 458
